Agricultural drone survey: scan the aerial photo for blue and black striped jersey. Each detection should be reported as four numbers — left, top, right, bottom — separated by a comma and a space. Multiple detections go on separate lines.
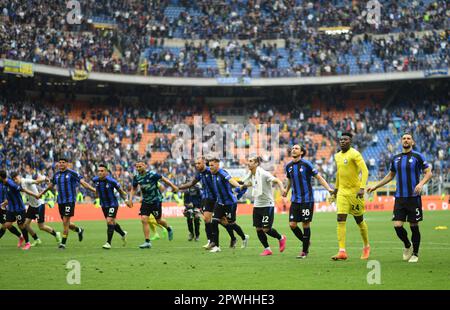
390, 151, 430, 198
211, 169, 237, 206
52, 169, 83, 204
3, 179, 25, 212
285, 159, 318, 203
92, 175, 122, 208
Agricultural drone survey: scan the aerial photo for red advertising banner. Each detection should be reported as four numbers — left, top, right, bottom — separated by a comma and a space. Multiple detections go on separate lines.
41, 196, 449, 222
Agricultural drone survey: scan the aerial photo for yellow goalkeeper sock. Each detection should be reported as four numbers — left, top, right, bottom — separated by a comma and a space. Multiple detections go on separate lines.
149, 223, 157, 234
337, 221, 347, 251
148, 215, 158, 233
358, 220, 369, 247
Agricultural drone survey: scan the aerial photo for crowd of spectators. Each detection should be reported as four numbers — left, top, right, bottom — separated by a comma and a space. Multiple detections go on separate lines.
0, 85, 448, 199
374, 96, 449, 182
1, 0, 448, 77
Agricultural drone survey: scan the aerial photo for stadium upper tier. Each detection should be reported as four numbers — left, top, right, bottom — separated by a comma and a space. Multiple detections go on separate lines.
0, 0, 448, 78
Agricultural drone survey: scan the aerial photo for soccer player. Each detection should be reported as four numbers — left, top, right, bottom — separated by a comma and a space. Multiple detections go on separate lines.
91, 164, 130, 249
282, 145, 334, 258
208, 157, 249, 253
0, 170, 41, 250
12, 173, 61, 246
0, 178, 28, 242
128, 160, 178, 249
183, 184, 202, 241
241, 156, 287, 256
178, 157, 238, 249
39, 157, 96, 249
331, 133, 370, 260
367, 133, 432, 263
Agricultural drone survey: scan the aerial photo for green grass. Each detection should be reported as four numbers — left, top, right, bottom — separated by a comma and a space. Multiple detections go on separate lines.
1, 211, 449, 290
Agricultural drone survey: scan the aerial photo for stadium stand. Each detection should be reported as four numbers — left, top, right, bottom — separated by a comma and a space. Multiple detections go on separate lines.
1, 0, 448, 77
0, 0, 448, 201
0, 82, 448, 200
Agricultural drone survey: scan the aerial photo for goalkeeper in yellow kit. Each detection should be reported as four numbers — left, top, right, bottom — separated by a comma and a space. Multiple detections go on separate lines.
331, 132, 370, 260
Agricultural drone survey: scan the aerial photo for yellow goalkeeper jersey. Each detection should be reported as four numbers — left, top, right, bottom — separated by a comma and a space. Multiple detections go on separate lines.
334, 147, 369, 195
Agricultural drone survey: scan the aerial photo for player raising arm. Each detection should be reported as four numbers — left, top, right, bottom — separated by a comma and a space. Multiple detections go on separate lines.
242, 156, 287, 256
39, 157, 96, 249
13, 173, 61, 246
178, 157, 238, 249
208, 157, 249, 253
128, 160, 178, 249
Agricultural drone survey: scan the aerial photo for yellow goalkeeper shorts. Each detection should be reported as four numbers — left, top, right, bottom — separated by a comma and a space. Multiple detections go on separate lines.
336, 194, 365, 216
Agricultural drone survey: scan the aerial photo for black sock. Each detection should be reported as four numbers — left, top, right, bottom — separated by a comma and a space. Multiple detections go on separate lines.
20, 229, 29, 243
107, 224, 114, 244
74, 226, 80, 233
257, 230, 269, 248
0, 228, 5, 239
221, 222, 235, 240
410, 225, 421, 256
145, 239, 150, 243
187, 218, 194, 234
291, 226, 303, 241
266, 228, 282, 240
62, 237, 67, 245
114, 224, 125, 237
231, 223, 246, 240
49, 230, 57, 237
302, 227, 311, 253
194, 218, 200, 237
8, 226, 21, 238
166, 226, 172, 232
211, 220, 219, 246
394, 226, 411, 248
205, 222, 212, 240
31, 233, 39, 240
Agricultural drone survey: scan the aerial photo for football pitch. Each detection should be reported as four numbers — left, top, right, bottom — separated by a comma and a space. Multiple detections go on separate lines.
1, 211, 449, 290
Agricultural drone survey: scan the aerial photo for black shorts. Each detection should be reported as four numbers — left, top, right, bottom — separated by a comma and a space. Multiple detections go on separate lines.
393, 197, 423, 223
213, 203, 237, 223
253, 207, 275, 228
289, 202, 314, 223
102, 206, 119, 218
139, 201, 162, 219
25, 204, 46, 223
0, 208, 6, 224
58, 202, 75, 218
201, 198, 216, 213
5, 210, 26, 225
